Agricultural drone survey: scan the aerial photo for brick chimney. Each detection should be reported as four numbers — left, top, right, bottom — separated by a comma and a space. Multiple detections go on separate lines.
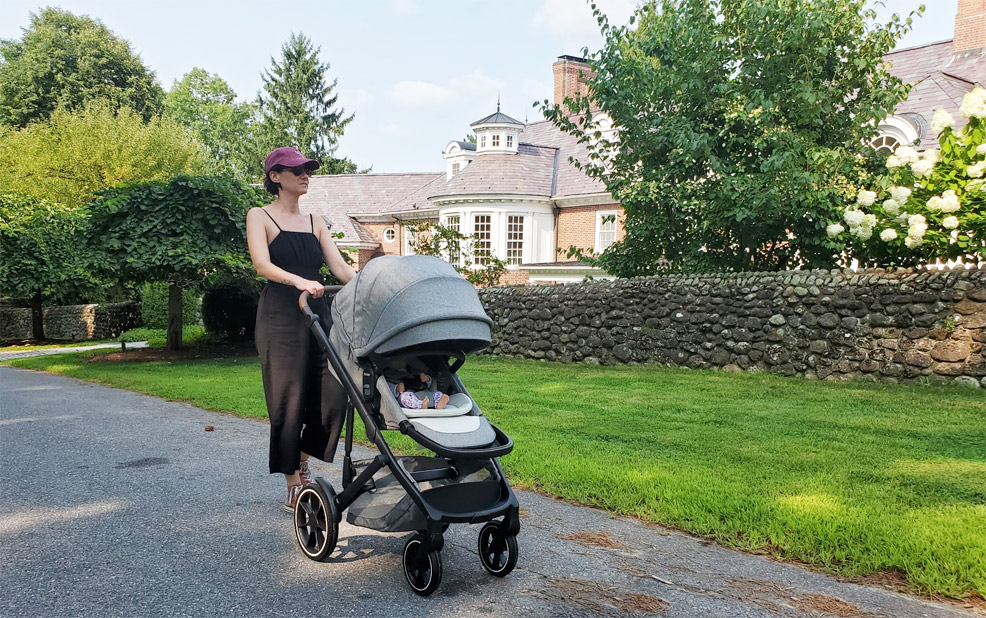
954, 0, 986, 55
552, 55, 594, 113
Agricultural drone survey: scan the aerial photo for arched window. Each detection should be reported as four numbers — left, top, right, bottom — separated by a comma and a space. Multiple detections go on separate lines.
870, 134, 901, 154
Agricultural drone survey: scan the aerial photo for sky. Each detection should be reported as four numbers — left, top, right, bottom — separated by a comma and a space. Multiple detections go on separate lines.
1, 0, 960, 173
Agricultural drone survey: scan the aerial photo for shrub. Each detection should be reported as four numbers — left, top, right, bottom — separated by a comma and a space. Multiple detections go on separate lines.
140, 282, 199, 329
200, 281, 259, 342
118, 325, 206, 346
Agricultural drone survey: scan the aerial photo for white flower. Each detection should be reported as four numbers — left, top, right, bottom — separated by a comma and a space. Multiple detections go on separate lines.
911, 160, 934, 177
940, 190, 961, 213
923, 149, 940, 164
856, 190, 877, 206
843, 210, 865, 226
908, 214, 926, 227
908, 223, 928, 238
927, 195, 944, 212
882, 199, 900, 214
861, 214, 877, 228
977, 144, 986, 156
886, 155, 902, 168
880, 228, 898, 242
942, 216, 960, 230
931, 108, 955, 134
959, 87, 986, 119
897, 211, 910, 222
826, 223, 845, 237
894, 146, 920, 164
890, 186, 912, 203
968, 161, 986, 179
904, 235, 923, 249
853, 226, 874, 241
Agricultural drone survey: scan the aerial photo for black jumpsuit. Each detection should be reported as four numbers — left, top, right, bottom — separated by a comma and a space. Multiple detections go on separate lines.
255, 211, 346, 475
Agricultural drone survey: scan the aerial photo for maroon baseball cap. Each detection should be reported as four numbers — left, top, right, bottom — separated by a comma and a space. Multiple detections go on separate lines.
264, 147, 320, 174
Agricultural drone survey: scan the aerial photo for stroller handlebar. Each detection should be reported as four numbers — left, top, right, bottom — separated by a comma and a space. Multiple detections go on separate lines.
298, 285, 344, 311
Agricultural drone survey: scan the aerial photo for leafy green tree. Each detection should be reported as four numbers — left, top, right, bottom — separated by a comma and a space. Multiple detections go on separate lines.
0, 101, 209, 208
85, 175, 268, 349
252, 33, 357, 179
541, 0, 917, 275
0, 194, 93, 339
0, 7, 164, 128
164, 68, 256, 181
408, 222, 508, 287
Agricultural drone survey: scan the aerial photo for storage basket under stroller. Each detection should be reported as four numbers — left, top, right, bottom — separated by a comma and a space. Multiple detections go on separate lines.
293, 255, 520, 596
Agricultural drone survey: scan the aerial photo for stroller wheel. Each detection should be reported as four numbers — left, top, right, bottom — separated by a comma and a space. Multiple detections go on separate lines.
294, 482, 338, 561
402, 533, 443, 596
478, 520, 518, 577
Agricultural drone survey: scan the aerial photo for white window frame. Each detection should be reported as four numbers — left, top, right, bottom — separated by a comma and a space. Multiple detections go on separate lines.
472, 213, 492, 267
506, 134, 513, 148
383, 227, 396, 243
442, 214, 462, 266
479, 134, 486, 148
451, 162, 460, 176
403, 225, 416, 256
595, 210, 617, 253
506, 215, 524, 266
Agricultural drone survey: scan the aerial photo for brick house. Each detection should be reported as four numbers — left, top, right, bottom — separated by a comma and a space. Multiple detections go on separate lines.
302, 3, 985, 283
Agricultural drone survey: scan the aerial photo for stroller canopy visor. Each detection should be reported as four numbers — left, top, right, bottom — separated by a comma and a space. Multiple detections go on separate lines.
331, 255, 493, 358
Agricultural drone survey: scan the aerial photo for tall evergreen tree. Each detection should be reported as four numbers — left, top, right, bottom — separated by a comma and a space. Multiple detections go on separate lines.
253, 33, 355, 177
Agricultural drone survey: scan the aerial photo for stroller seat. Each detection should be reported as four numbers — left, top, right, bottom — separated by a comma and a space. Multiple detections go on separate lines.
375, 376, 497, 448
402, 392, 473, 418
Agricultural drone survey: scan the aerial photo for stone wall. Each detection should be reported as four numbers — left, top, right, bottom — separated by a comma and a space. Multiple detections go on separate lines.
0, 302, 141, 341
478, 267, 986, 387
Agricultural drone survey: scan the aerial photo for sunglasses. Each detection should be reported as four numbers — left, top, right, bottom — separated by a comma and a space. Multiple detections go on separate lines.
275, 165, 313, 177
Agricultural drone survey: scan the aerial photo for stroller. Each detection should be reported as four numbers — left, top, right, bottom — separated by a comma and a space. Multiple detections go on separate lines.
294, 255, 520, 596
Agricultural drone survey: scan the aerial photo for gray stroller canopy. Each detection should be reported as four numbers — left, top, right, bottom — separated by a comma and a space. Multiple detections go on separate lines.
330, 255, 493, 359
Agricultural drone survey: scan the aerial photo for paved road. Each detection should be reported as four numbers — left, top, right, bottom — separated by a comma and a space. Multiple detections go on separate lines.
0, 366, 972, 618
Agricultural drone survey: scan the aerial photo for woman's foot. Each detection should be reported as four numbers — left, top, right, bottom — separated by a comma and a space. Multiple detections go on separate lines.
298, 459, 314, 486
283, 484, 303, 512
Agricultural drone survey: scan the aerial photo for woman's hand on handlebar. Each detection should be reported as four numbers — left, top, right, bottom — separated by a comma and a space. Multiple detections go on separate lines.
295, 279, 324, 298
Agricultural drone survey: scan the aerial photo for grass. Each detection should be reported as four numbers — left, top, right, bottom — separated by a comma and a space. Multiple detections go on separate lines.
4, 351, 984, 599
0, 339, 117, 352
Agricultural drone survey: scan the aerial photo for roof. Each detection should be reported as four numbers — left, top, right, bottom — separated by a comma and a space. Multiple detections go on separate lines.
430, 144, 557, 199
470, 110, 525, 127
521, 120, 608, 196
884, 40, 986, 142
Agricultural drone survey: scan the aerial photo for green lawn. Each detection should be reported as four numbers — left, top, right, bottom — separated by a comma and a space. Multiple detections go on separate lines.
0, 339, 117, 352
5, 351, 984, 598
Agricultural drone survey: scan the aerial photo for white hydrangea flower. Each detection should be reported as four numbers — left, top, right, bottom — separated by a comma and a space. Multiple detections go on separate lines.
927, 195, 944, 212
880, 228, 898, 242
843, 210, 865, 226
861, 214, 877, 228
959, 87, 986, 119
826, 223, 845, 237
931, 108, 955, 134
894, 145, 920, 164
908, 223, 928, 238
908, 214, 926, 227
968, 161, 986, 179
897, 211, 910, 222
882, 199, 899, 214
977, 144, 986, 156
904, 235, 923, 249
886, 155, 902, 168
940, 190, 961, 213
856, 190, 877, 206
923, 149, 940, 164
854, 226, 874, 241
890, 186, 911, 203
911, 160, 934, 177
942, 216, 960, 230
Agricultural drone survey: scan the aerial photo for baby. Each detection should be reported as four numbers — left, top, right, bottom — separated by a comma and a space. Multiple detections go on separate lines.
389, 373, 450, 410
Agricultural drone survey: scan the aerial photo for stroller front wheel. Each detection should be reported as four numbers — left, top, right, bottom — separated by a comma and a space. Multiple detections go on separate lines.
478, 520, 518, 577
403, 533, 443, 596
294, 481, 338, 561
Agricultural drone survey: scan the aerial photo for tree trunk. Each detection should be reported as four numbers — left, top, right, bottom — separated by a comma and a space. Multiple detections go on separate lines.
167, 283, 182, 350
30, 291, 45, 341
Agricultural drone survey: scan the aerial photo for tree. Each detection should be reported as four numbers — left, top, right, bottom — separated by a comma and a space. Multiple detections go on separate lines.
0, 7, 164, 128
829, 88, 986, 267
252, 33, 356, 179
408, 222, 508, 287
0, 101, 209, 208
164, 68, 256, 181
0, 194, 93, 340
541, 0, 917, 275
85, 175, 268, 349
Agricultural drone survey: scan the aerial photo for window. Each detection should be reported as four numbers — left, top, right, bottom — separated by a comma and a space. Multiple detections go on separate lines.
473, 215, 491, 266
383, 227, 396, 243
492, 134, 500, 147
480, 134, 486, 148
596, 211, 617, 252
451, 162, 460, 176
506, 215, 524, 265
506, 135, 513, 148
444, 215, 461, 265
870, 134, 900, 154
403, 225, 416, 255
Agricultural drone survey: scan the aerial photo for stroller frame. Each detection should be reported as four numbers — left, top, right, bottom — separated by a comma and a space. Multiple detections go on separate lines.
295, 286, 521, 595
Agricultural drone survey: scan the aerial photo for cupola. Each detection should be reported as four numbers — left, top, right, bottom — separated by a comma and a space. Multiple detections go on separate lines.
470, 101, 524, 155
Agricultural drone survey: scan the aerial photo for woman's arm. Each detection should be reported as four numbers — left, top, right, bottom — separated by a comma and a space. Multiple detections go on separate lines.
246, 207, 325, 297
314, 215, 357, 284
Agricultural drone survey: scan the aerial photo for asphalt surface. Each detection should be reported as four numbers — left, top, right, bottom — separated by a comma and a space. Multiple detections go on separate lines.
0, 366, 974, 618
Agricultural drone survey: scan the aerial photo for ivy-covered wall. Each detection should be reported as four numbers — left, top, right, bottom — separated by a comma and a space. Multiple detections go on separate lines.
478, 268, 986, 388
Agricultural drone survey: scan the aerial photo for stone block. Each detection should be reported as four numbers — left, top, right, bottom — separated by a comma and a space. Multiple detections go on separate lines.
930, 341, 971, 363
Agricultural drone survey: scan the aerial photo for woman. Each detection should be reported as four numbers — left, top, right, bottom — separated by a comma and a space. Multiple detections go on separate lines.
246, 146, 356, 512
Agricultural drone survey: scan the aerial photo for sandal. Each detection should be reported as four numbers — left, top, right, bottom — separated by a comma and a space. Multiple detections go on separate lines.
299, 459, 314, 486
283, 484, 303, 512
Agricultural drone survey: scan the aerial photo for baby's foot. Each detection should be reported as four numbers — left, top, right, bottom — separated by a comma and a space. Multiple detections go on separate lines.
422, 397, 431, 409
435, 394, 450, 409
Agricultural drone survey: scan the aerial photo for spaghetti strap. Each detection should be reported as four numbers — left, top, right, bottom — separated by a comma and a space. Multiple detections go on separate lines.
310, 213, 314, 233
262, 208, 282, 231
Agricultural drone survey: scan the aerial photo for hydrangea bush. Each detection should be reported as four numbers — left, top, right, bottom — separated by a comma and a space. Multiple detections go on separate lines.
829, 87, 986, 267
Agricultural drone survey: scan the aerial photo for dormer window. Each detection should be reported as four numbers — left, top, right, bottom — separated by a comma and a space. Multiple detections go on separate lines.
506, 135, 513, 148
492, 134, 500, 147
452, 162, 460, 176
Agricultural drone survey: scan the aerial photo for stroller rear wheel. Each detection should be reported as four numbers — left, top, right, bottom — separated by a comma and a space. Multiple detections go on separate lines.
478, 520, 518, 577
402, 533, 443, 596
294, 480, 339, 561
